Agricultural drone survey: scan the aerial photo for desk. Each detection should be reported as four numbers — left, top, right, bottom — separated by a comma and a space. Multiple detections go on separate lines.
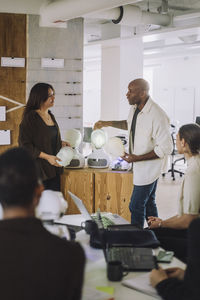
62, 214, 185, 300
76, 230, 185, 300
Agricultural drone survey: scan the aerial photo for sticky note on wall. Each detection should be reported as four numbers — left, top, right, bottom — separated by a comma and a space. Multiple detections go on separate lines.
0, 106, 6, 121
0, 130, 10, 145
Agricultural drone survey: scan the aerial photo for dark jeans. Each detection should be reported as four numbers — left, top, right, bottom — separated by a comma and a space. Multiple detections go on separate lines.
129, 179, 158, 228
43, 175, 61, 191
152, 227, 188, 263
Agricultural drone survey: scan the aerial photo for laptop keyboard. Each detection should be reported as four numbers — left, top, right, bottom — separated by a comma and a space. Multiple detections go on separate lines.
107, 247, 155, 270
92, 215, 114, 228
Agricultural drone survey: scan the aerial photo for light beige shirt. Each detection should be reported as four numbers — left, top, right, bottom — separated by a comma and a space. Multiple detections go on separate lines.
127, 98, 173, 185
178, 155, 200, 216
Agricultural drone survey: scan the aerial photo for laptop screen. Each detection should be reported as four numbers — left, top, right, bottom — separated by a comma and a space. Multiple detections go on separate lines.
68, 191, 92, 221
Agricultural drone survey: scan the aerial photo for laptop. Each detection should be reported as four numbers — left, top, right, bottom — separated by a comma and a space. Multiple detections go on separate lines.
96, 215, 156, 271
68, 191, 128, 228
68, 191, 156, 271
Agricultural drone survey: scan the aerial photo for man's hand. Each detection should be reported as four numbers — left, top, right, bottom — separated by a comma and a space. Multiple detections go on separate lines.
121, 152, 139, 163
165, 268, 185, 280
150, 268, 168, 287
94, 120, 108, 130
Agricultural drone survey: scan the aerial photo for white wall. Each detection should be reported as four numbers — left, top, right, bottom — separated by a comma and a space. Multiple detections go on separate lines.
145, 55, 200, 127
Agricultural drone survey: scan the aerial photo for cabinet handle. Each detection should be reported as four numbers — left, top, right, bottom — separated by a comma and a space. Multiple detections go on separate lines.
106, 195, 111, 200
123, 198, 126, 202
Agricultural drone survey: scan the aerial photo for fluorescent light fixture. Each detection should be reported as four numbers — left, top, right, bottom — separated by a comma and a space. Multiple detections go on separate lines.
189, 44, 200, 49
41, 58, 64, 68
1, 57, 25, 67
144, 49, 161, 55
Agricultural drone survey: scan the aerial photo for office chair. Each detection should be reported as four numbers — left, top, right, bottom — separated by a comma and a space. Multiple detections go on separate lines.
162, 124, 185, 181
196, 116, 200, 125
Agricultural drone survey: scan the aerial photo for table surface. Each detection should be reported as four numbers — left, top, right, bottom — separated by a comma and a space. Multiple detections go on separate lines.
68, 215, 186, 300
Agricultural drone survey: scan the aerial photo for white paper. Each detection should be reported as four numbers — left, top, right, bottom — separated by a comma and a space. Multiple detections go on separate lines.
122, 273, 161, 299
0, 130, 10, 145
0, 106, 6, 121
54, 214, 86, 226
41, 58, 64, 68
1, 57, 25, 67
82, 287, 110, 300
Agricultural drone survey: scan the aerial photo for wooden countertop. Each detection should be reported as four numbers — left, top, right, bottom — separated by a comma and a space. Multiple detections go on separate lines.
62, 167, 132, 174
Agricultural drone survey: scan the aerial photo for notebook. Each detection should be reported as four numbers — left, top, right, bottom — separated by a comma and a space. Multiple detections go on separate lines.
122, 272, 161, 299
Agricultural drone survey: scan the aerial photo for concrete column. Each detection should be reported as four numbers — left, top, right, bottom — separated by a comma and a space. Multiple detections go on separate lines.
101, 36, 143, 125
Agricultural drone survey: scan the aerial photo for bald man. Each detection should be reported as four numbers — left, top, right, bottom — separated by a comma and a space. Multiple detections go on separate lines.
94, 78, 173, 228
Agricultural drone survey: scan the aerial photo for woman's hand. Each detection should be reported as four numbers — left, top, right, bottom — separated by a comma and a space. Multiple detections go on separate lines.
150, 267, 168, 287
165, 267, 185, 280
148, 216, 162, 228
62, 141, 71, 147
46, 155, 62, 167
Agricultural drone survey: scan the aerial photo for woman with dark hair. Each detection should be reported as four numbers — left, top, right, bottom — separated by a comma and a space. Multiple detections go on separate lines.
150, 218, 200, 300
19, 82, 68, 191
148, 123, 200, 262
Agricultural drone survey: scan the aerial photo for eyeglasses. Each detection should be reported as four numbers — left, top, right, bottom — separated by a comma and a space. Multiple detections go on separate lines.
48, 93, 55, 98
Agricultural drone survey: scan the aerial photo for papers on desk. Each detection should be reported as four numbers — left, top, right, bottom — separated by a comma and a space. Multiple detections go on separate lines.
54, 214, 85, 226
55, 213, 129, 227
122, 273, 161, 299
82, 287, 114, 300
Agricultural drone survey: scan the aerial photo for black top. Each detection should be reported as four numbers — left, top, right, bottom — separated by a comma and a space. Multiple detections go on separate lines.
18, 110, 62, 181
131, 107, 140, 150
0, 217, 85, 300
156, 218, 200, 300
48, 125, 58, 155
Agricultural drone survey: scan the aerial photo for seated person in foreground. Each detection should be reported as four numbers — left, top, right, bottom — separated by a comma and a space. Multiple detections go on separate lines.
0, 147, 85, 300
148, 123, 200, 262
150, 217, 200, 300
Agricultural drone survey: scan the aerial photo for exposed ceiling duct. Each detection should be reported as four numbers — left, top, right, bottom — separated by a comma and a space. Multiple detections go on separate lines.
40, 0, 170, 27
84, 5, 171, 27
40, 0, 142, 25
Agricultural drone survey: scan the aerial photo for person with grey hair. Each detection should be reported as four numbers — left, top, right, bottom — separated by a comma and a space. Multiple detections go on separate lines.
94, 78, 172, 228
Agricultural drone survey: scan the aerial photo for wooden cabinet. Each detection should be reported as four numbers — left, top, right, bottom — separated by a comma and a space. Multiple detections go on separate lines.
61, 168, 133, 221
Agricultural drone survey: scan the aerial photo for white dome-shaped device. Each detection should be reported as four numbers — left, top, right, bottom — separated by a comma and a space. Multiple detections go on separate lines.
65, 129, 82, 148
36, 190, 68, 221
91, 129, 107, 149
105, 137, 125, 158
56, 146, 74, 167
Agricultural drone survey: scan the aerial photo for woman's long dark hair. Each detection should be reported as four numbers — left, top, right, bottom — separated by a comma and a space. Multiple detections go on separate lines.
179, 123, 200, 155
23, 83, 54, 117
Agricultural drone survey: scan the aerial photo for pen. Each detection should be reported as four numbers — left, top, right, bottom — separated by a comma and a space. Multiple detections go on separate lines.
97, 208, 101, 220
154, 256, 159, 269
